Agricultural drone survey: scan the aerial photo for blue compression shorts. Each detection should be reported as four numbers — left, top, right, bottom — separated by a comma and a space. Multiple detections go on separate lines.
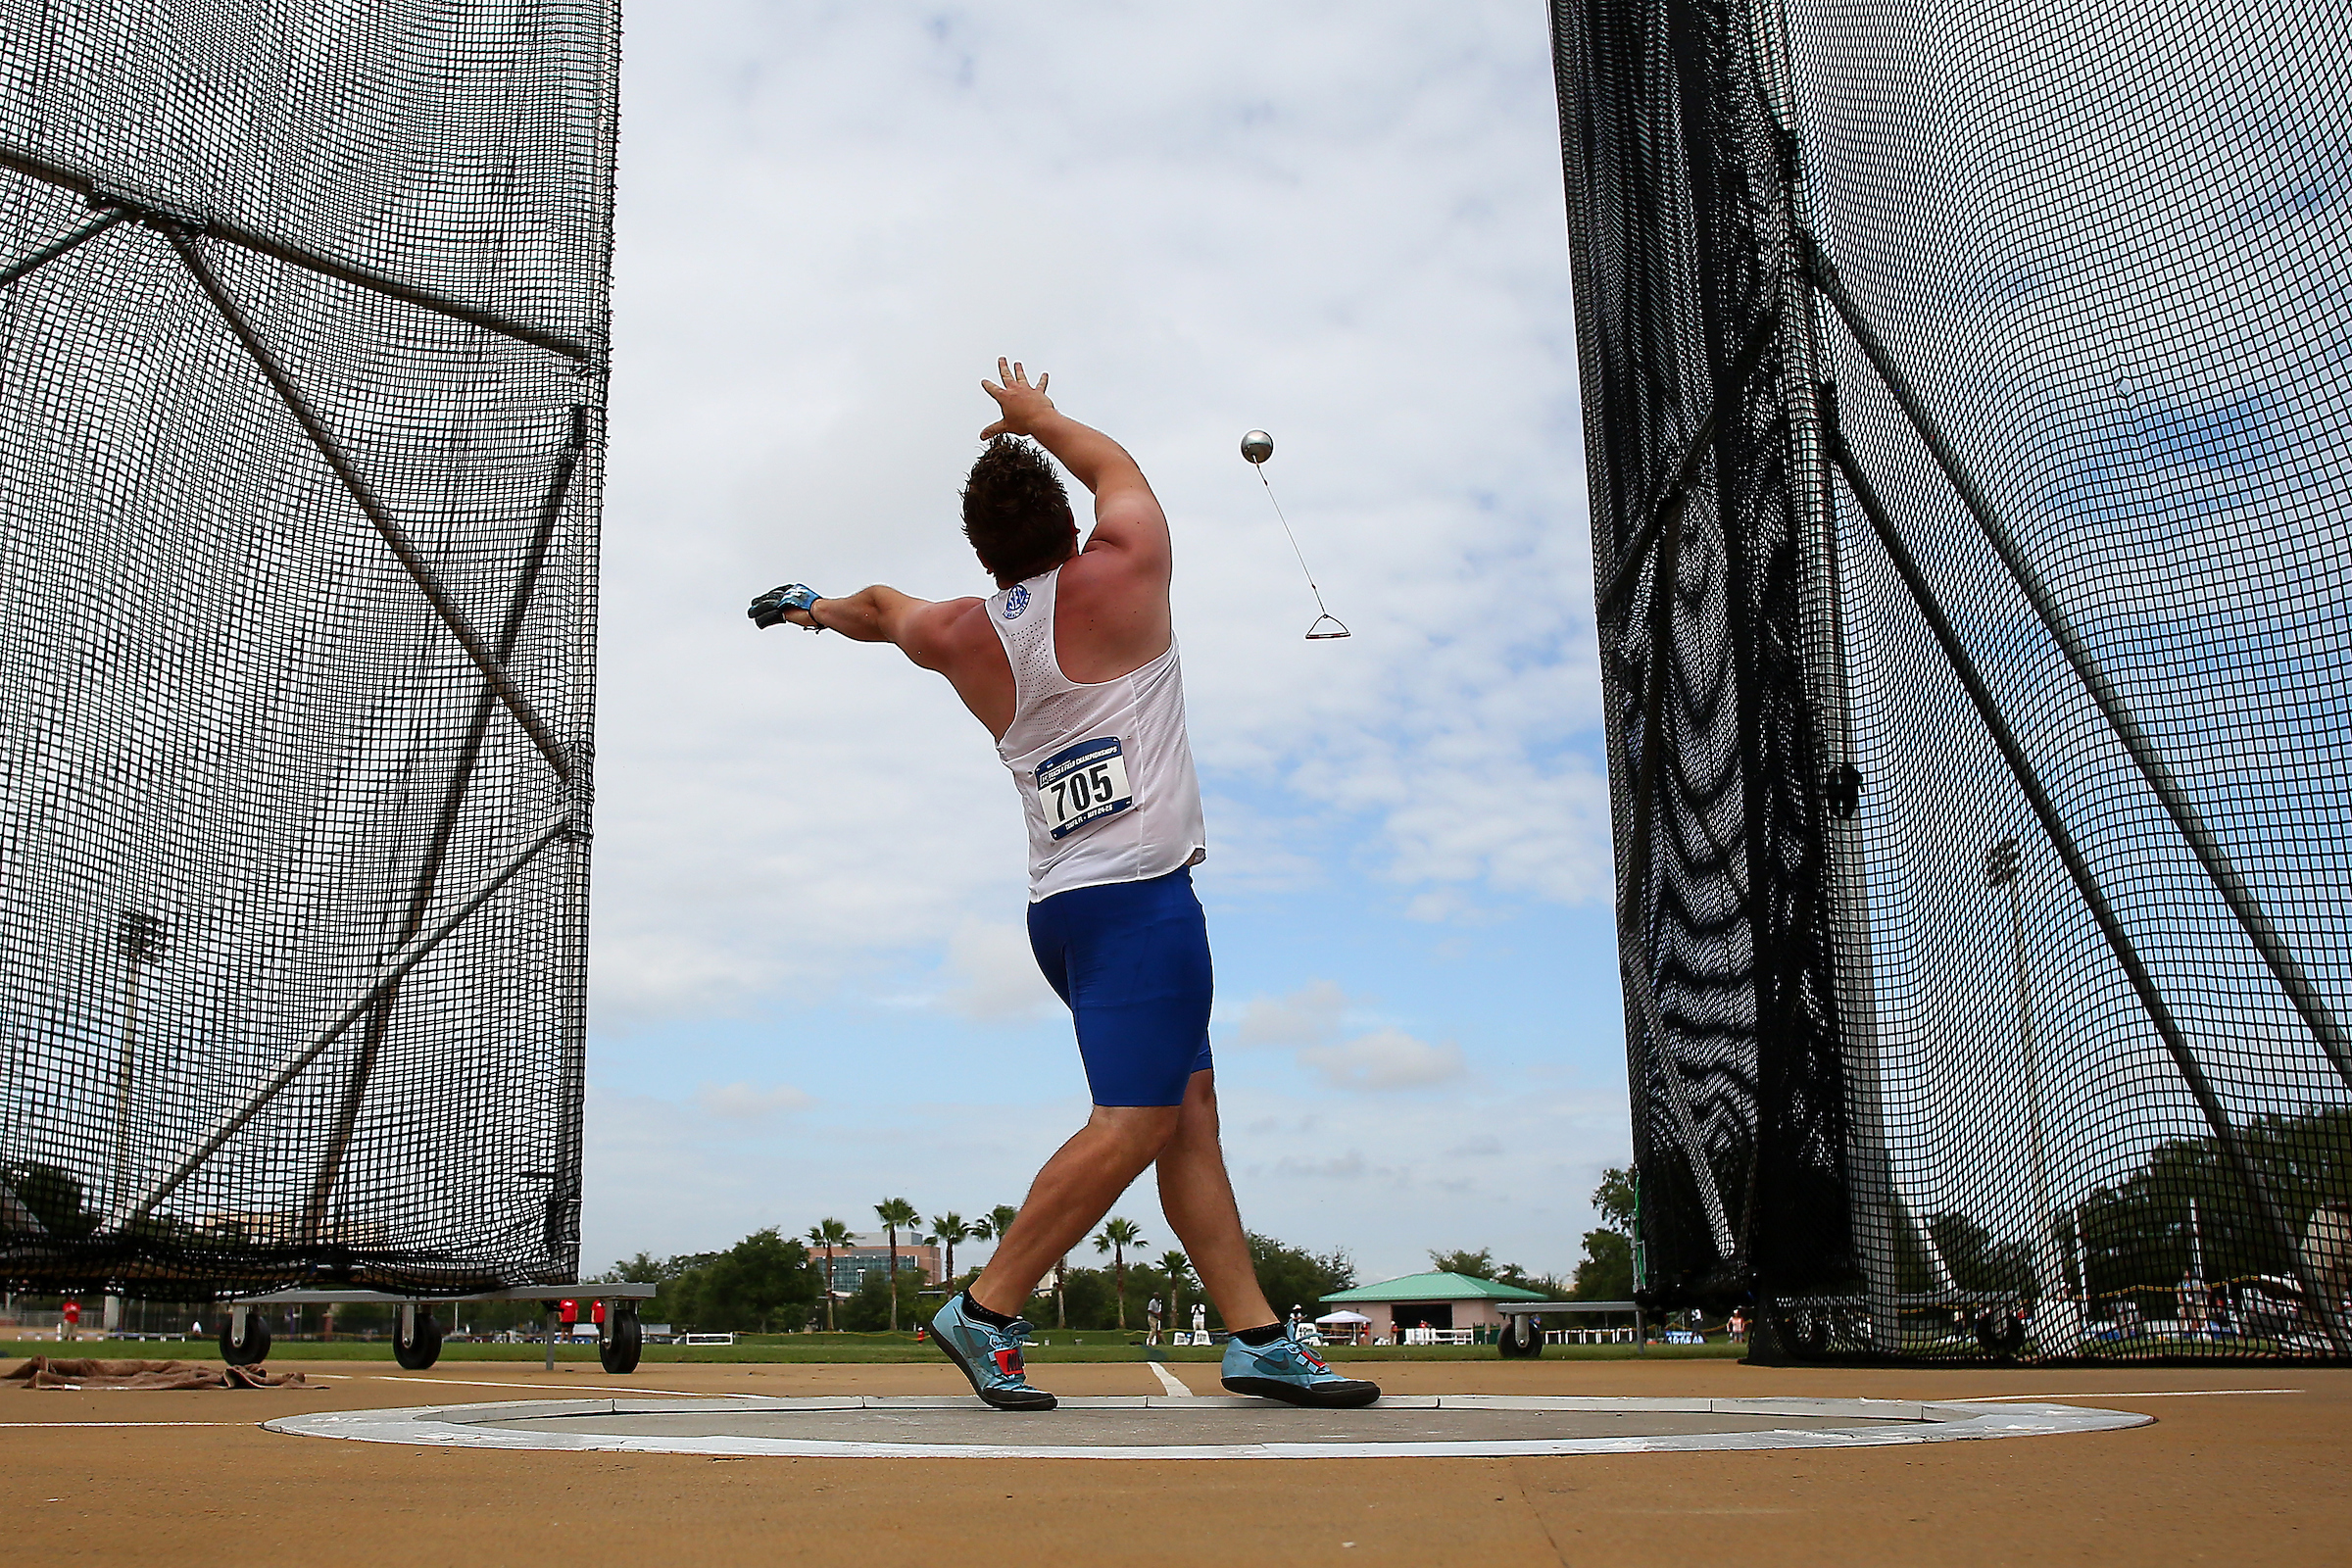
1026, 864, 1214, 1107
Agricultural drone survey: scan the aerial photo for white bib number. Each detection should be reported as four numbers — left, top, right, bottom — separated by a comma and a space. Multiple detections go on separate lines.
1036, 736, 1134, 840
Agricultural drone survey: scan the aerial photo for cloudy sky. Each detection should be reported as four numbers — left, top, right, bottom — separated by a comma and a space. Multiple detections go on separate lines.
582, 0, 1629, 1286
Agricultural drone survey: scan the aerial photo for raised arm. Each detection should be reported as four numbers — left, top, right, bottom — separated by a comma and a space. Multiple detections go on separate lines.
980, 360, 1168, 577
750, 581, 1015, 736
770, 584, 974, 668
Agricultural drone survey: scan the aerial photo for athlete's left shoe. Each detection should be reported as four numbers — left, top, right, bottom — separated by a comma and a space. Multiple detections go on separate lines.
1221, 1329, 1381, 1408
930, 1294, 1056, 1410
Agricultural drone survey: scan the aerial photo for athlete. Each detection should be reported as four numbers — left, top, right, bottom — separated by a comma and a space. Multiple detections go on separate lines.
750, 360, 1377, 1413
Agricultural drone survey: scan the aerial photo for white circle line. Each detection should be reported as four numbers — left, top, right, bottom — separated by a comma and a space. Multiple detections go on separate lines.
262, 1395, 2151, 1460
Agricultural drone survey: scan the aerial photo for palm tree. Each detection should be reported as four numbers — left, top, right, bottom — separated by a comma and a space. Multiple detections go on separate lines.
807, 1218, 852, 1331
1158, 1250, 1192, 1329
988, 1202, 1020, 1242
874, 1197, 919, 1331
929, 1212, 972, 1296
1054, 1255, 1067, 1328
1093, 1217, 1149, 1330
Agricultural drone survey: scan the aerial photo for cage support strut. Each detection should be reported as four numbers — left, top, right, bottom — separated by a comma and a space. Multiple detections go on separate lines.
1805, 243, 2352, 1097
301, 408, 588, 1242
164, 227, 573, 784
0, 208, 129, 289
104, 815, 572, 1233
1598, 308, 1782, 618
1829, 434, 2351, 1356
0, 143, 595, 362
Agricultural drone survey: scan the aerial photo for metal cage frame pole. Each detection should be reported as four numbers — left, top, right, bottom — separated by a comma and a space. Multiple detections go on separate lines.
1828, 431, 2351, 1356
0, 207, 129, 288
1742, 0, 1905, 1351
301, 407, 590, 1242
0, 144, 593, 362
1601, 309, 1787, 1274
161, 225, 574, 785
1806, 244, 2352, 1097
104, 815, 573, 1232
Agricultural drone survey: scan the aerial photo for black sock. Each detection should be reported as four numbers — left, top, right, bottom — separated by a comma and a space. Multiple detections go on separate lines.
1235, 1322, 1286, 1346
960, 1291, 1015, 1329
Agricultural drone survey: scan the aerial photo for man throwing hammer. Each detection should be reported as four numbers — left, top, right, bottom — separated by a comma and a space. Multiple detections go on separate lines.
750, 360, 1376, 1412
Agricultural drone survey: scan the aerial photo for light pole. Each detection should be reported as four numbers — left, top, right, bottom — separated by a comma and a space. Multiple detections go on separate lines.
112, 910, 162, 1213
1985, 838, 2063, 1339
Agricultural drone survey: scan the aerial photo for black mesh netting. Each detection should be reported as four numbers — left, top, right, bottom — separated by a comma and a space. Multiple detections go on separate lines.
1550, 0, 2352, 1360
0, 3, 616, 1295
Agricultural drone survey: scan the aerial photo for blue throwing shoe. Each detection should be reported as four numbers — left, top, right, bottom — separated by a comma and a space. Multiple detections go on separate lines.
1221, 1329, 1382, 1408
931, 1294, 1056, 1410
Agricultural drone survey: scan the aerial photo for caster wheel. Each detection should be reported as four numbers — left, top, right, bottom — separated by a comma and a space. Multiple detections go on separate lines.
1497, 1315, 1544, 1358
599, 1307, 642, 1374
1776, 1307, 1829, 1359
1973, 1308, 2025, 1361
220, 1314, 271, 1366
395, 1309, 443, 1370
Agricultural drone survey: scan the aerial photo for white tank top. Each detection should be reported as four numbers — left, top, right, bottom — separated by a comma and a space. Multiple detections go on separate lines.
986, 565, 1207, 902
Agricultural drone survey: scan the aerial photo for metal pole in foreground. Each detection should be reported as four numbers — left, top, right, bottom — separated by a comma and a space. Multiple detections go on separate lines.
1806, 244, 2352, 1096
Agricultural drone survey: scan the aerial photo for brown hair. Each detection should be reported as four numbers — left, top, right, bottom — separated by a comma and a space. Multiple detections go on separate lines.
961, 437, 1077, 584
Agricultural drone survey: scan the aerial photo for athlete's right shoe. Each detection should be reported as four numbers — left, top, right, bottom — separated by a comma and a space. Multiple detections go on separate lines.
1221, 1329, 1382, 1408
930, 1294, 1056, 1410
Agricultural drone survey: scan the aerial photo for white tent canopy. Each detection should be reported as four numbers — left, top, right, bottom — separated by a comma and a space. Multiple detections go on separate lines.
1316, 1310, 1372, 1324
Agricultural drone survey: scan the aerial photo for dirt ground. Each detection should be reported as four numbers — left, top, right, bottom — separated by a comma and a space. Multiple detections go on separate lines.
2, 1354, 2342, 1566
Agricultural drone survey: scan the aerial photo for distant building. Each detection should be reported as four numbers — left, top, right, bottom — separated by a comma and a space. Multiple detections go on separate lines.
819, 1235, 941, 1295
1318, 1271, 1547, 1340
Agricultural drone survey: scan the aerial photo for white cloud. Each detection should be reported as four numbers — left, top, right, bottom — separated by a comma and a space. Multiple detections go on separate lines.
1298, 1027, 1467, 1091
586, 0, 1607, 1028
572, 3, 1641, 1279
1229, 979, 1349, 1048
691, 1081, 815, 1121
939, 919, 1058, 1021
1226, 982, 1468, 1091
1273, 1150, 1375, 1180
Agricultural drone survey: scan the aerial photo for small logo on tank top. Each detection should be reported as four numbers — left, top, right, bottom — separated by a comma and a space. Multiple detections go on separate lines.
1002, 584, 1030, 619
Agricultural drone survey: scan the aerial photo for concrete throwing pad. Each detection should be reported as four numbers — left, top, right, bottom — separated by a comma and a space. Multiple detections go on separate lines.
267, 1394, 2151, 1459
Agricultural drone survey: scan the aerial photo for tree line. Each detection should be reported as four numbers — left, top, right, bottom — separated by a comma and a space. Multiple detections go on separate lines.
594, 1195, 1358, 1336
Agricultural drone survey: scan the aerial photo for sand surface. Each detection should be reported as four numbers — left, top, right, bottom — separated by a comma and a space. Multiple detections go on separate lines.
3, 1355, 2341, 1564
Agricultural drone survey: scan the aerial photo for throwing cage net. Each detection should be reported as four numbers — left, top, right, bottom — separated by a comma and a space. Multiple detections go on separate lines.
0, 3, 616, 1296
1550, 0, 2352, 1360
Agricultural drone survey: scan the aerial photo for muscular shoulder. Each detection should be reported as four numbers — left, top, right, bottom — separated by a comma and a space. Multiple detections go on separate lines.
906, 594, 1016, 737
898, 595, 997, 673
1055, 538, 1174, 681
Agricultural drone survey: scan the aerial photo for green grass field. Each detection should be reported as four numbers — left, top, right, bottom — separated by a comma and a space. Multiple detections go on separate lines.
4, 1333, 1747, 1366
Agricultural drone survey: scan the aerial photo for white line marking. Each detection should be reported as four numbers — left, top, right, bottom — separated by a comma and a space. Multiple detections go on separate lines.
369, 1375, 739, 1397
1953, 1389, 2301, 1402
1146, 1361, 1194, 1398
263, 1394, 2155, 1459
